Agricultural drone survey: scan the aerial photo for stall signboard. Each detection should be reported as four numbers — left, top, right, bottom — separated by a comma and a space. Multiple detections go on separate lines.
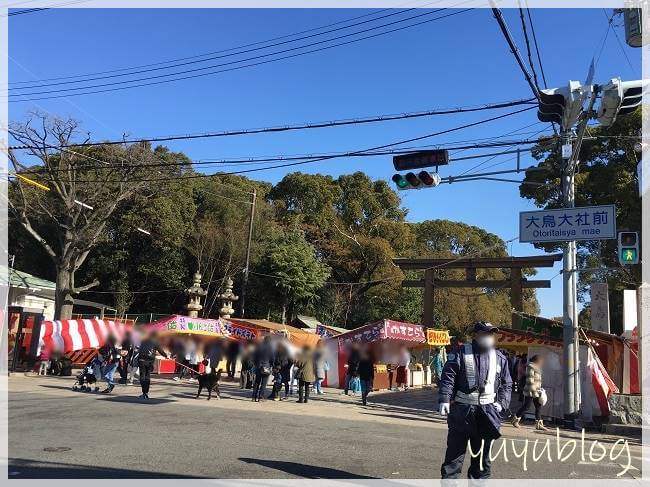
338, 320, 425, 345
426, 329, 451, 346
148, 315, 224, 336
384, 321, 426, 341
222, 321, 259, 341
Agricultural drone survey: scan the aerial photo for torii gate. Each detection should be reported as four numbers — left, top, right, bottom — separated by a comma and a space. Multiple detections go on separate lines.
393, 254, 562, 329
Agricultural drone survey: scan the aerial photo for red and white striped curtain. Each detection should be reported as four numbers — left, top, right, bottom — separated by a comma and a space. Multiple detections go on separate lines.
38, 319, 130, 354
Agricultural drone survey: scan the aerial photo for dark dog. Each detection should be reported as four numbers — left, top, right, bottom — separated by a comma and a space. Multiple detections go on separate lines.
195, 369, 222, 400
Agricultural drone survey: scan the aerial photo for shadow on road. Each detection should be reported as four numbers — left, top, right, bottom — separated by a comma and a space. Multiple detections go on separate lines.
238, 457, 377, 479
98, 396, 176, 405
8, 458, 199, 478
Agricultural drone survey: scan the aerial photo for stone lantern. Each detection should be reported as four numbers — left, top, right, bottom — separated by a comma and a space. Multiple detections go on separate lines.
218, 277, 239, 319
185, 272, 207, 318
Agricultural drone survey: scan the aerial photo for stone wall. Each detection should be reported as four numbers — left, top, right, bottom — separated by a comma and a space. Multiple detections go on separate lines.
608, 393, 642, 425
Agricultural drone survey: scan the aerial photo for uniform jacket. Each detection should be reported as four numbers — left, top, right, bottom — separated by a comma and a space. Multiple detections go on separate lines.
523, 362, 542, 398
439, 341, 513, 438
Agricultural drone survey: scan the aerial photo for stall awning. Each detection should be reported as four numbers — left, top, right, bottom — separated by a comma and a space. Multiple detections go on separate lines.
336, 319, 425, 345
39, 319, 131, 354
229, 318, 320, 348
144, 315, 227, 338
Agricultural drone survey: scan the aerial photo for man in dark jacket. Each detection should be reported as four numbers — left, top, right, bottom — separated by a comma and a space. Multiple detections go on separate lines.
344, 343, 361, 395
357, 347, 375, 406
239, 342, 255, 389
438, 321, 512, 479
252, 336, 274, 402
269, 342, 290, 401
137, 330, 168, 400
99, 337, 120, 394
226, 340, 241, 379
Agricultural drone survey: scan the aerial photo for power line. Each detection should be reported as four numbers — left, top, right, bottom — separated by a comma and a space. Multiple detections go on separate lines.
605, 9, 637, 74
7, 7, 405, 85
14, 141, 545, 176
8, 97, 535, 150
489, 4, 540, 100
524, 4, 549, 89
10, 8, 420, 91
9, 7, 473, 102
518, 4, 539, 91
7, 8, 49, 16
46, 106, 538, 183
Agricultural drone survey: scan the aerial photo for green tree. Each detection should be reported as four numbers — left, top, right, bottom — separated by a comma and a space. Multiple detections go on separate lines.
520, 109, 641, 332
256, 229, 330, 323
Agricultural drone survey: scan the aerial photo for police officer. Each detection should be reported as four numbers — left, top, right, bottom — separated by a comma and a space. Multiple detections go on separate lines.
438, 321, 512, 479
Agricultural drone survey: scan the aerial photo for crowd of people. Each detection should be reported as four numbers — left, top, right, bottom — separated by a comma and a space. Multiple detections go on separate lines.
53, 329, 386, 405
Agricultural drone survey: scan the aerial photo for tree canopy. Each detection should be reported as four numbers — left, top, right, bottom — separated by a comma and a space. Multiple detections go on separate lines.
10, 116, 541, 330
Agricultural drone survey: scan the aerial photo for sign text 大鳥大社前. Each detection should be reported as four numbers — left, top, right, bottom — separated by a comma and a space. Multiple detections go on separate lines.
519, 205, 616, 243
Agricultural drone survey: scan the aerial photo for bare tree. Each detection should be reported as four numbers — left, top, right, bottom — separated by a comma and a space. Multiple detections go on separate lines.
8, 113, 176, 319
186, 217, 246, 317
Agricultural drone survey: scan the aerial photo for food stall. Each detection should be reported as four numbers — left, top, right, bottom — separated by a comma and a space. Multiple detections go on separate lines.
324, 319, 426, 390
144, 314, 232, 373
496, 326, 627, 420
227, 318, 321, 348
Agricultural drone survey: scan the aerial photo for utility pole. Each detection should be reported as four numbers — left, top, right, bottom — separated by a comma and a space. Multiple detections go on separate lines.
562, 85, 599, 423
239, 188, 256, 318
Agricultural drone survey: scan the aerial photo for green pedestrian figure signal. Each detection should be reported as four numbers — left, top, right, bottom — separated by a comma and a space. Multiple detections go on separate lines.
618, 231, 640, 265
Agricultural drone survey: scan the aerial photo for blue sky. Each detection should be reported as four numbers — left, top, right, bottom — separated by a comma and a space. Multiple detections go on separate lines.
8, 8, 642, 318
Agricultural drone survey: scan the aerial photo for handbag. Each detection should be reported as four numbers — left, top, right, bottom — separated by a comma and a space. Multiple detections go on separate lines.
538, 387, 548, 406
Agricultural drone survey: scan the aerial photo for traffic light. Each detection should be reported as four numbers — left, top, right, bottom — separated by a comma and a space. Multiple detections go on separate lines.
537, 80, 585, 130
618, 231, 640, 265
391, 171, 441, 190
597, 78, 647, 126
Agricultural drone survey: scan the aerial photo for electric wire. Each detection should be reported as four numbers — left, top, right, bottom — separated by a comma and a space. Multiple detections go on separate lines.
43, 105, 537, 183
8, 7, 474, 102
8, 97, 536, 150
7, 7, 399, 84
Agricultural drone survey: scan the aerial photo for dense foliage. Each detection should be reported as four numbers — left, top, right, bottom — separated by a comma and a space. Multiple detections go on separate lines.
10, 117, 540, 331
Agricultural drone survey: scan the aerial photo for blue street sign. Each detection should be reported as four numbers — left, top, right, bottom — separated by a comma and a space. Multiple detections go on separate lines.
519, 205, 617, 243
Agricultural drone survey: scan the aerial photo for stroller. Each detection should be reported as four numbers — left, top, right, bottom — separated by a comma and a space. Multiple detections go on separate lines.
72, 356, 102, 392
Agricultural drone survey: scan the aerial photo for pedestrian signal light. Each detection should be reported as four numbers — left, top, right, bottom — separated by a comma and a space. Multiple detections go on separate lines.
618, 231, 640, 265
391, 171, 441, 190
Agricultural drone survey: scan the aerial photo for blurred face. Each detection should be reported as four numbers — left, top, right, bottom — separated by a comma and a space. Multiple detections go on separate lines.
474, 332, 495, 349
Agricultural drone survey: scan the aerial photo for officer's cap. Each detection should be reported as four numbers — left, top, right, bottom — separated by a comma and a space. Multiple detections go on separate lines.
472, 321, 499, 334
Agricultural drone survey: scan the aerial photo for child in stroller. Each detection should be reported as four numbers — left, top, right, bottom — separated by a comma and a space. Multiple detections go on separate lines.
72, 356, 102, 392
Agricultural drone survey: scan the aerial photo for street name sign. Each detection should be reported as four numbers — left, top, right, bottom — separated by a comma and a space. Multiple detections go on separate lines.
519, 205, 616, 243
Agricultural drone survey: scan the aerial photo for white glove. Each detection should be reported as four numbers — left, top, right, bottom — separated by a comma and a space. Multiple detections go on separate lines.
493, 402, 502, 413
439, 402, 450, 415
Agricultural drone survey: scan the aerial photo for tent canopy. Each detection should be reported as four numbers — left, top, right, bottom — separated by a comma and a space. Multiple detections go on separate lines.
39, 318, 131, 354
228, 318, 320, 348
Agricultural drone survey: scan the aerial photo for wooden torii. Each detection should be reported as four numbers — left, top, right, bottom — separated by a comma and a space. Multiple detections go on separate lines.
393, 254, 563, 329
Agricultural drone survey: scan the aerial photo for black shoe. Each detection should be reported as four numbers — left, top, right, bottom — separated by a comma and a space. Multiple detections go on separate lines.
101, 385, 114, 394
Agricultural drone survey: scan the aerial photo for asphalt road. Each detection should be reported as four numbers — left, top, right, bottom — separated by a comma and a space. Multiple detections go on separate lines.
8, 375, 643, 479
